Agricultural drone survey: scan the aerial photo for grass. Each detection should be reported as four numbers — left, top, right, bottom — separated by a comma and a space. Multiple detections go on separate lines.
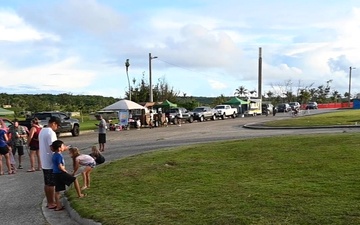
265, 109, 360, 127
65, 110, 360, 224
67, 133, 360, 225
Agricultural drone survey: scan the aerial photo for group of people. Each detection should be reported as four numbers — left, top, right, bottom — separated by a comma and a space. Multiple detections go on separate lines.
0, 116, 106, 211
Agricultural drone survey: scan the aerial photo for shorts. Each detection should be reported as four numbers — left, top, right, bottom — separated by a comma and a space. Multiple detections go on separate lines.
43, 169, 55, 186
0, 146, 9, 155
29, 145, 39, 151
54, 172, 76, 192
98, 133, 106, 144
12, 145, 24, 156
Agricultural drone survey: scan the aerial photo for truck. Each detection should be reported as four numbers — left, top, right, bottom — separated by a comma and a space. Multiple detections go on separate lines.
190, 106, 216, 122
19, 111, 80, 137
165, 107, 194, 124
214, 105, 238, 120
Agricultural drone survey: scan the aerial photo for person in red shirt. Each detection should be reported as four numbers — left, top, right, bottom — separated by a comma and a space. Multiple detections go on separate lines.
27, 117, 42, 172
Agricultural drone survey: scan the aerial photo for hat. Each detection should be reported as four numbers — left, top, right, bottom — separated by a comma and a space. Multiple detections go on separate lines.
49, 116, 61, 127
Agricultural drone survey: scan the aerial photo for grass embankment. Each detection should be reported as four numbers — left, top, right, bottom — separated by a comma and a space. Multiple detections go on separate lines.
66, 110, 360, 224
265, 109, 360, 127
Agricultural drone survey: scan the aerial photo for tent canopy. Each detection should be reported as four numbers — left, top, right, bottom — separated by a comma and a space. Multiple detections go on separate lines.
102, 99, 145, 111
224, 97, 248, 105
0, 107, 14, 116
157, 100, 177, 108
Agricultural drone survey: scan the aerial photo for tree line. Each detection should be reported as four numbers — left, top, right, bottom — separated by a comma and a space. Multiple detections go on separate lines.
1, 78, 350, 117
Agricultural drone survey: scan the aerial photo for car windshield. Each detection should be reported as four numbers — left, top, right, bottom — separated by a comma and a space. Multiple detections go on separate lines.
33, 113, 52, 120
289, 103, 296, 106
193, 108, 205, 112
214, 106, 225, 109
166, 109, 178, 114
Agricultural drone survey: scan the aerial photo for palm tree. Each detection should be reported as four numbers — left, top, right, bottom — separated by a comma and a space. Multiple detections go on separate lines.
234, 86, 248, 97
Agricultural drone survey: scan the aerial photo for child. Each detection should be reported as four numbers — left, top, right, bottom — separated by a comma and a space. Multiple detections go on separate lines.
136, 118, 141, 130
51, 140, 85, 211
69, 147, 96, 190
89, 145, 105, 165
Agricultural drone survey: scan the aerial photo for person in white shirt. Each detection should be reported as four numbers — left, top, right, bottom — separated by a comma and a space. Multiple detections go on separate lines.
39, 116, 61, 209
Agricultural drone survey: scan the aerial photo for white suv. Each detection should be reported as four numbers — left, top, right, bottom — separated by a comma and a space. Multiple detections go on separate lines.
289, 102, 301, 110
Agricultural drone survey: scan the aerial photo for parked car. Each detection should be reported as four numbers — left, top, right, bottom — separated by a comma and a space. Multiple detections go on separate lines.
276, 103, 291, 113
306, 102, 318, 110
0, 118, 13, 132
261, 103, 274, 115
165, 108, 194, 124
289, 102, 301, 110
214, 105, 238, 119
191, 106, 216, 122
19, 111, 80, 137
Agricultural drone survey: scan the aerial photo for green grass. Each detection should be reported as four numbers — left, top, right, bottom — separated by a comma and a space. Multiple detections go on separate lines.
265, 109, 360, 127
67, 133, 360, 225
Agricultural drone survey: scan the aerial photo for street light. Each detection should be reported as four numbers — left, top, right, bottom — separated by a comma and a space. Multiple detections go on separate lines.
149, 53, 158, 102
348, 66, 356, 107
125, 59, 131, 101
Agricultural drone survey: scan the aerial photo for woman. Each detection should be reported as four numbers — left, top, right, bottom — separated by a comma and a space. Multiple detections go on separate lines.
27, 117, 42, 172
0, 123, 12, 175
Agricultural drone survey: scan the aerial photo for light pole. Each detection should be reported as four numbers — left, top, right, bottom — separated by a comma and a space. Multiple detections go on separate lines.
348, 66, 356, 107
149, 53, 158, 102
125, 59, 131, 101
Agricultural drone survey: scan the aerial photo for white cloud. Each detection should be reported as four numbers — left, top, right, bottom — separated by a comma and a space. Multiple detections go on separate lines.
208, 79, 227, 90
0, 9, 59, 42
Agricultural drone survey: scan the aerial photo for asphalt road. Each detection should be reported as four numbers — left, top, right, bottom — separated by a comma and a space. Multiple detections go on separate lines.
1, 109, 359, 225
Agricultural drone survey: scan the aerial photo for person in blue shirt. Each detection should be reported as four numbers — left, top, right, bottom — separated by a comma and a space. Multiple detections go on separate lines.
51, 140, 85, 211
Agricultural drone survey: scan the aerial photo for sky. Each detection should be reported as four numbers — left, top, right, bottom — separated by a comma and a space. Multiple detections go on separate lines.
1, 0, 360, 99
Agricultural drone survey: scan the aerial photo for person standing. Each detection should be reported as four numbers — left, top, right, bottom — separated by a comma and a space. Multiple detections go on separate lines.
27, 117, 42, 172
177, 109, 183, 127
8, 119, 27, 169
95, 115, 106, 152
39, 116, 61, 209
0, 123, 13, 175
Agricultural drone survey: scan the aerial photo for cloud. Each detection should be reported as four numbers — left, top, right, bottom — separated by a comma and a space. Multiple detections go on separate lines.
0, 9, 59, 42
208, 79, 227, 90
328, 55, 351, 73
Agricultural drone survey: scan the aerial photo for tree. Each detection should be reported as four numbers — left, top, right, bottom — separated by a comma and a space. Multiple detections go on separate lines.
234, 86, 248, 97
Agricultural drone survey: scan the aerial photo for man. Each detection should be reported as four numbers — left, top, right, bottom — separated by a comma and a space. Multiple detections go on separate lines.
95, 115, 106, 152
39, 116, 61, 209
8, 119, 28, 169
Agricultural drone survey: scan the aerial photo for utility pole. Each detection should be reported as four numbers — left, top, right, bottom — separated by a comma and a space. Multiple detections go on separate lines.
125, 59, 131, 101
258, 47, 262, 100
149, 53, 158, 102
348, 66, 356, 107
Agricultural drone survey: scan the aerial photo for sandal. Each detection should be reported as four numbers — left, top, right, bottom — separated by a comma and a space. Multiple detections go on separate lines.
27, 169, 36, 172
54, 206, 65, 211
0, 171, 4, 175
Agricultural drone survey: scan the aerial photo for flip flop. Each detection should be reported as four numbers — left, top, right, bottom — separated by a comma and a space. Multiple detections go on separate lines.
54, 206, 65, 211
27, 169, 35, 172
47, 205, 57, 209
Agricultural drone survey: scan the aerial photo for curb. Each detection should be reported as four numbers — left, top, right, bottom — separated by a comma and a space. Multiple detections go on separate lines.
243, 123, 360, 129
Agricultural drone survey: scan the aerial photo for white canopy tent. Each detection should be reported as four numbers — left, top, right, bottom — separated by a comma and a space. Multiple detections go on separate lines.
102, 99, 145, 111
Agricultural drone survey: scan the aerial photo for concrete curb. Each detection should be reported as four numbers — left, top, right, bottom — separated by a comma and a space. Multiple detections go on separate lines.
243, 122, 360, 129
63, 196, 101, 225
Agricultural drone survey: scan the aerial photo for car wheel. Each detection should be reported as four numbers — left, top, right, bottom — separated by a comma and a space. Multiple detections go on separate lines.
212, 115, 216, 120
71, 125, 80, 136
188, 116, 194, 123
199, 116, 204, 122
232, 112, 236, 118
56, 132, 60, 138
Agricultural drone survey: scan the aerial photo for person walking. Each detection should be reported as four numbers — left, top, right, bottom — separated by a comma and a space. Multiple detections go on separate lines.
95, 115, 106, 152
27, 117, 42, 172
8, 119, 28, 169
0, 123, 13, 175
39, 116, 61, 209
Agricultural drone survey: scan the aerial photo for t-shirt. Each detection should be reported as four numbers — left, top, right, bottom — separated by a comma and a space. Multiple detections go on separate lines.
0, 129, 7, 147
90, 153, 105, 165
52, 152, 64, 174
39, 127, 57, 169
76, 154, 95, 166
8, 125, 26, 146
98, 118, 106, 134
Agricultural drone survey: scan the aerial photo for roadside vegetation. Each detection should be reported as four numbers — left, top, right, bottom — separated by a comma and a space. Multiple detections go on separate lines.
265, 109, 360, 127
67, 110, 360, 224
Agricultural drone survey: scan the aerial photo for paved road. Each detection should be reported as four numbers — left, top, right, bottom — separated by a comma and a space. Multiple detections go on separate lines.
2, 109, 359, 225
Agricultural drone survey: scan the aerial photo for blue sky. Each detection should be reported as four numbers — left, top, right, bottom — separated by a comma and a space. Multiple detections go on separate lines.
1, 0, 360, 99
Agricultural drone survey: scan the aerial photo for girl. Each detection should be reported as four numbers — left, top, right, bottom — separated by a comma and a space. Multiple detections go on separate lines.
89, 145, 105, 165
0, 123, 13, 175
69, 147, 96, 190
27, 117, 42, 172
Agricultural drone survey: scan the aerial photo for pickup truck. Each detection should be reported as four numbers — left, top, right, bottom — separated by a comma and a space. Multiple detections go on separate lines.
19, 111, 80, 137
190, 106, 216, 122
165, 107, 194, 124
214, 105, 238, 120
